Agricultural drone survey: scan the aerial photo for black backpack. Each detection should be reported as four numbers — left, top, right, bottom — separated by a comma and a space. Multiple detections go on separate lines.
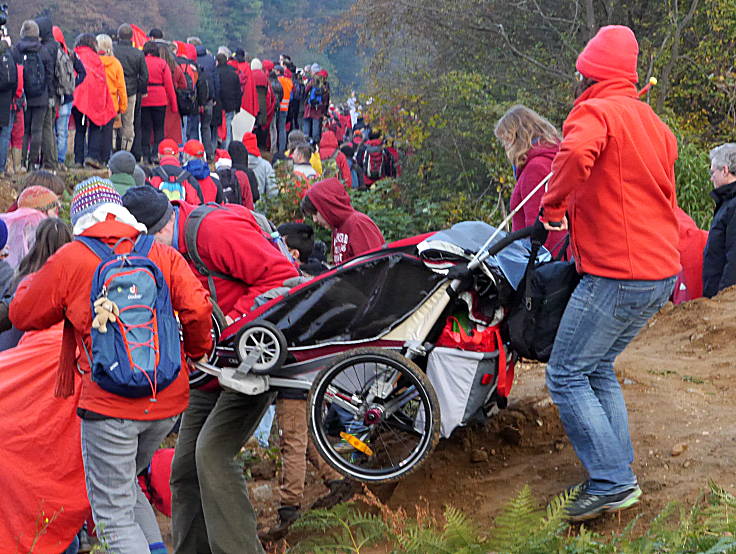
21, 50, 45, 98
195, 64, 209, 106
177, 64, 197, 116
216, 168, 242, 205
506, 224, 579, 362
0, 47, 17, 93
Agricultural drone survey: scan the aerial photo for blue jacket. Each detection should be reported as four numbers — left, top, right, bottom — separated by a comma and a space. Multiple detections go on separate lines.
703, 180, 736, 297
195, 45, 219, 102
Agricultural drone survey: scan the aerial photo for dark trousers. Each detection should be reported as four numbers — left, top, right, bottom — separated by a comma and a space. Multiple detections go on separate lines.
199, 102, 215, 160
72, 107, 105, 164
41, 101, 58, 168
131, 94, 143, 161
141, 106, 166, 163
170, 388, 272, 554
100, 120, 114, 163
23, 105, 47, 168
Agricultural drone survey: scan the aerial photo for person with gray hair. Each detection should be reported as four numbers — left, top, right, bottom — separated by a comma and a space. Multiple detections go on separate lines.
703, 143, 736, 297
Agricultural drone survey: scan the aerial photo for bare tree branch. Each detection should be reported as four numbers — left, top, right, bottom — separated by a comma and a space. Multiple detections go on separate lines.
656, 0, 700, 111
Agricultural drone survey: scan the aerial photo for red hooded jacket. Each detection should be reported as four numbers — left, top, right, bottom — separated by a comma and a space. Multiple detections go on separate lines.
10, 219, 213, 420
541, 79, 680, 280
73, 46, 116, 126
174, 202, 298, 319
319, 131, 351, 185
510, 143, 566, 254
307, 178, 385, 265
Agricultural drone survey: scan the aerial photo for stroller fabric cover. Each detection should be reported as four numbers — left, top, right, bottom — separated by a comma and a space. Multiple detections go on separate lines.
417, 221, 551, 289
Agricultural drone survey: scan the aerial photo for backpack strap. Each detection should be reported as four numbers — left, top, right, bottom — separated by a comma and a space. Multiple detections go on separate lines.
185, 173, 205, 204
75, 236, 115, 261
132, 234, 155, 256
183, 204, 237, 302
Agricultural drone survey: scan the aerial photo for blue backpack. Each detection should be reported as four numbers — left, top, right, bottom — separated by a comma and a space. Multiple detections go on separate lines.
77, 235, 181, 398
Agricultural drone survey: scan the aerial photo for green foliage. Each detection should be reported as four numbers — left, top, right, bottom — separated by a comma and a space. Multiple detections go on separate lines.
289, 483, 736, 553
672, 132, 713, 229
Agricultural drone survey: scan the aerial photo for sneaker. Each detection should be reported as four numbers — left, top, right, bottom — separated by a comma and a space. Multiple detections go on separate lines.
565, 486, 642, 522
564, 480, 589, 497
258, 505, 300, 542
311, 478, 356, 510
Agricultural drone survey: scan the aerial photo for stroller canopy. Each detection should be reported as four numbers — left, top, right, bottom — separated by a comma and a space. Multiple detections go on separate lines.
417, 221, 551, 289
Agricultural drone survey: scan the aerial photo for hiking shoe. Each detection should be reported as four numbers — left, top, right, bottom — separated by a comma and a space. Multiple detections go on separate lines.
565, 486, 642, 522
311, 478, 356, 510
258, 505, 300, 542
564, 480, 589, 498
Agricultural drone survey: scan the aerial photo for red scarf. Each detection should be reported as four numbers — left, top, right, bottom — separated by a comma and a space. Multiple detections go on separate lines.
72, 46, 116, 126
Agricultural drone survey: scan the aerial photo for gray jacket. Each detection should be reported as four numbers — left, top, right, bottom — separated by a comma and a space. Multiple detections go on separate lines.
113, 40, 149, 97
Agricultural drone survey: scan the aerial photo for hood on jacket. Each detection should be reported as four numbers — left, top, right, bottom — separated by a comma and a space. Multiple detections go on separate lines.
52, 26, 68, 54
195, 45, 208, 58
35, 15, 54, 42
319, 131, 339, 159
184, 159, 211, 180
518, 143, 559, 176
184, 43, 197, 62
228, 141, 249, 169
262, 59, 274, 73
17, 37, 42, 54
307, 178, 354, 228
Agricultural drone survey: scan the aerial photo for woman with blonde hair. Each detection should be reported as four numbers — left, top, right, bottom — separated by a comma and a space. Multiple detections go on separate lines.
96, 34, 127, 163
495, 104, 566, 253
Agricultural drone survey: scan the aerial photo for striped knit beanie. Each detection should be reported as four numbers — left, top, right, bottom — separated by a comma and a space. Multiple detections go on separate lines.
70, 177, 123, 225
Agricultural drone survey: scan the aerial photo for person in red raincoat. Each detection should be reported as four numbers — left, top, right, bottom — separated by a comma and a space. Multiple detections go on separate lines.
140, 41, 177, 164
72, 34, 116, 168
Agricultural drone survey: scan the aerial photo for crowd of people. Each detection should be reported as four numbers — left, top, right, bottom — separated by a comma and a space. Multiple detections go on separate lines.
0, 14, 732, 554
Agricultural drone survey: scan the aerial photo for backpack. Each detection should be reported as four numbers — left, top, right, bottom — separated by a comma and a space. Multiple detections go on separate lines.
152, 166, 204, 204
176, 64, 197, 116
55, 48, 75, 98
76, 234, 181, 398
0, 47, 16, 93
216, 168, 242, 205
195, 64, 209, 105
321, 151, 340, 181
308, 84, 323, 108
21, 51, 45, 98
362, 144, 386, 181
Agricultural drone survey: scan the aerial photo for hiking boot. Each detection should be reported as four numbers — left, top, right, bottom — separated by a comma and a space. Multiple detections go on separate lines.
565, 486, 642, 522
311, 478, 356, 510
258, 505, 300, 542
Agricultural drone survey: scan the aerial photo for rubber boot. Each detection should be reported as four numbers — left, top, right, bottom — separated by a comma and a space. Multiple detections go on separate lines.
258, 505, 301, 542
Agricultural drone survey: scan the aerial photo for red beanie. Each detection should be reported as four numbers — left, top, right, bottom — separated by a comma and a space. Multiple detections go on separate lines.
262, 59, 274, 73
242, 133, 261, 157
576, 25, 639, 83
214, 148, 232, 170
184, 43, 197, 62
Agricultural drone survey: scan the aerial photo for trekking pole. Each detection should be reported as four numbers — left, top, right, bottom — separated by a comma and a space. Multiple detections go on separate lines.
466, 171, 553, 271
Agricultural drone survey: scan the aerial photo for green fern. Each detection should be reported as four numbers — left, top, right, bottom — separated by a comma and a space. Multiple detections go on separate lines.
395, 505, 487, 554
290, 504, 388, 553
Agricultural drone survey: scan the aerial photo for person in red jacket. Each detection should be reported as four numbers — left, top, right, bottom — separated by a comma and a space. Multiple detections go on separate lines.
539, 26, 680, 522
318, 130, 351, 185
122, 185, 298, 553
494, 104, 566, 255
141, 41, 178, 164
10, 177, 213, 553
301, 177, 384, 264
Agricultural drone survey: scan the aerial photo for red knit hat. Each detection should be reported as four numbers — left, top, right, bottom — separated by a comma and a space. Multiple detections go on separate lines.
214, 149, 232, 170
576, 25, 639, 83
158, 138, 180, 157
262, 59, 274, 73
242, 133, 261, 157
183, 140, 205, 158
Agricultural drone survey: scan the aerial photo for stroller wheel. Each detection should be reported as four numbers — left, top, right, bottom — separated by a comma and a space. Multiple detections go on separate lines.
235, 320, 287, 373
308, 347, 440, 484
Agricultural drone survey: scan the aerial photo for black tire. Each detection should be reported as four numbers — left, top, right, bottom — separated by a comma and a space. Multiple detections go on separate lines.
189, 300, 225, 388
235, 320, 288, 374
308, 348, 441, 484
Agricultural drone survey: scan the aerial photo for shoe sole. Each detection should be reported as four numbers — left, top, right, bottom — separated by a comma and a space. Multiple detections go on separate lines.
568, 488, 642, 522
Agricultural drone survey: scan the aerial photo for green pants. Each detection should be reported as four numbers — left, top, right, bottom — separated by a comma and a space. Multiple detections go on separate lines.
171, 388, 274, 554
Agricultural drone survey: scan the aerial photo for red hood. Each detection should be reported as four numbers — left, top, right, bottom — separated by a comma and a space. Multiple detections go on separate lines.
262, 59, 274, 73
574, 78, 639, 106
365, 138, 382, 147
183, 43, 197, 62
52, 26, 68, 55
319, 131, 339, 159
521, 143, 559, 171
160, 156, 181, 167
308, 178, 353, 228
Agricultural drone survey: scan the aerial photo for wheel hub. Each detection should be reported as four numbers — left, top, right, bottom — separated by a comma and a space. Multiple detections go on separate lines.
363, 405, 384, 425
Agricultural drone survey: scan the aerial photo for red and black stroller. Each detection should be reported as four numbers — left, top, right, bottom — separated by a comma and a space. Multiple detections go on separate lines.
194, 221, 551, 483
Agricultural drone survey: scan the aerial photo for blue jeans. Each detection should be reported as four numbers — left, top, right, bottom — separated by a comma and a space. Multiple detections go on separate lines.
546, 274, 675, 496
56, 102, 72, 164
0, 111, 13, 172
224, 110, 235, 150
81, 415, 177, 553
301, 117, 321, 144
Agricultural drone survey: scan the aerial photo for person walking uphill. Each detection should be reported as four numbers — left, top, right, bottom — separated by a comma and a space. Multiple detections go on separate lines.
9, 177, 213, 553
539, 25, 680, 522
122, 186, 298, 554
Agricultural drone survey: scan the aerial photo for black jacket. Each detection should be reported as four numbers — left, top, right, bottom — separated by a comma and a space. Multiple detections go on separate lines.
12, 38, 53, 107
113, 40, 149, 97
35, 15, 58, 100
195, 45, 219, 102
703, 180, 736, 297
216, 64, 242, 113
